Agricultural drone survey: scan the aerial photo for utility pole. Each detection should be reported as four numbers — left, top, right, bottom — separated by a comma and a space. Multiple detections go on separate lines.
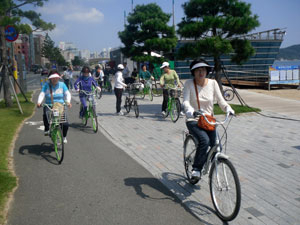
131, 0, 133, 12
124, 10, 126, 27
172, 0, 175, 30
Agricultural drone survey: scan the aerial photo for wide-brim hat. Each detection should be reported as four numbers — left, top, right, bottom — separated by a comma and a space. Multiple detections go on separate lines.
160, 62, 169, 69
48, 74, 61, 79
190, 62, 213, 73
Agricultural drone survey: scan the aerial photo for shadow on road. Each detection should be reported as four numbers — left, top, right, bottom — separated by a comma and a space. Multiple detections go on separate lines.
18, 143, 61, 165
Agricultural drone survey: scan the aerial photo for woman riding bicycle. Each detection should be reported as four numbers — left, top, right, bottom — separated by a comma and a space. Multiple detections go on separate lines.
93, 64, 104, 88
183, 59, 234, 179
74, 66, 101, 118
160, 62, 181, 116
37, 70, 72, 143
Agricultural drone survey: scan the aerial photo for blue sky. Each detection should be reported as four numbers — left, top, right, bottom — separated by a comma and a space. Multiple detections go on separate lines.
28, 0, 300, 52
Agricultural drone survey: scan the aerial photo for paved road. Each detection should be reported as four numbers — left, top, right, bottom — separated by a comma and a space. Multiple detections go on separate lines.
80, 87, 299, 225
7, 93, 201, 225
7, 76, 300, 224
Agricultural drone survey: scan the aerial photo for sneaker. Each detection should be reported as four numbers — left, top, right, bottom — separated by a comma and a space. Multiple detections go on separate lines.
180, 111, 185, 116
161, 111, 166, 116
191, 169, 201, 179
63, 137, 67, 144
117, 111, 124, 116
44, 131, 50, 136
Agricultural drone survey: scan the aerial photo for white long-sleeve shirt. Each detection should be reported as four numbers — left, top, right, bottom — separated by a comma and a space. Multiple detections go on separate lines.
183, 79, 232, 121
114, 71, 126, 89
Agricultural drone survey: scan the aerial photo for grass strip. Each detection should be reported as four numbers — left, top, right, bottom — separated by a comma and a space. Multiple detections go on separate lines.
214, 103, 261, 115
0, 92, 35, 224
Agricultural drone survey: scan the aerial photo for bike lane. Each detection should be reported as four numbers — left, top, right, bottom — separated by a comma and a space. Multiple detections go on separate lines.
7, 92, 201, 225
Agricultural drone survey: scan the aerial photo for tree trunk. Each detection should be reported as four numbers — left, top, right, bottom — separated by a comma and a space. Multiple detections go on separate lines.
214, 56, 224, 94
0, 26, 13, 107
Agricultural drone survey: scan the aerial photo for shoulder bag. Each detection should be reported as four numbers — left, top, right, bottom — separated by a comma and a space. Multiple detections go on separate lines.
193, 79, 216, 131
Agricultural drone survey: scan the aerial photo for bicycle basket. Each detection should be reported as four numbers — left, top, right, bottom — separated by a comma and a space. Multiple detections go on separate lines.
129, 83, 142, 95
169, 89, 181, 98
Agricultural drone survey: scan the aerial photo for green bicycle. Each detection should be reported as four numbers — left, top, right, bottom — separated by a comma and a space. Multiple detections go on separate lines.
139, 79, 153, 101
162, 88, 182, 123
43, 103, 64, 164
102, 75, 112, 93
80, 90, 98, 133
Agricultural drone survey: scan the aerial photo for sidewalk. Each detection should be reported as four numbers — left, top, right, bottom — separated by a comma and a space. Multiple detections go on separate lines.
72, 88, 300, 225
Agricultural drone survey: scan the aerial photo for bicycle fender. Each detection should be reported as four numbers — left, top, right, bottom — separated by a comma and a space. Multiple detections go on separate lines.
215, 152, 229, 160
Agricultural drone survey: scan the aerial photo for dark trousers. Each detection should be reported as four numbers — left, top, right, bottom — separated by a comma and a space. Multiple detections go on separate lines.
114, 88, 123, 113
64, 79, 70, 89
162, 89, 169, 112
43, 106, 69, 137
186, 121, 216, 171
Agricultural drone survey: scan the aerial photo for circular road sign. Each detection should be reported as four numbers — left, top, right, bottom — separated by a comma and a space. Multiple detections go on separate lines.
5, 25, 19, 42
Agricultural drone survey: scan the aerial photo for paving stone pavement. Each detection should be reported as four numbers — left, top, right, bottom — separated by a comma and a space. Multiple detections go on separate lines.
72, 88, 300, 225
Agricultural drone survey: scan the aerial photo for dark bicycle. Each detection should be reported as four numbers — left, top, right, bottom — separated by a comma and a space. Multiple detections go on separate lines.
124, 83, 143, 118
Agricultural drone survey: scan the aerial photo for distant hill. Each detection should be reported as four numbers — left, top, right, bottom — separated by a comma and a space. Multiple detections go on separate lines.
276, 44, 300, 60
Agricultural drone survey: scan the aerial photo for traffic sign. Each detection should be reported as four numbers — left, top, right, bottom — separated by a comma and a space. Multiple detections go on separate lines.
5, 25, 19, 42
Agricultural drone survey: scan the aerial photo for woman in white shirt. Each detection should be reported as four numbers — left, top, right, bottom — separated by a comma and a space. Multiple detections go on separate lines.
114, 64, 127, 115
183, 59, 234, 179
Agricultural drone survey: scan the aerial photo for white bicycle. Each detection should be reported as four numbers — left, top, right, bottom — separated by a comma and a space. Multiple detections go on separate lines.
183, 111, 241, 221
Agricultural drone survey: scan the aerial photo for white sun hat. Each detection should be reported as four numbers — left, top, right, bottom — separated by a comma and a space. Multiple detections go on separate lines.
160, 62, 170, 69
48, 73, 61, 79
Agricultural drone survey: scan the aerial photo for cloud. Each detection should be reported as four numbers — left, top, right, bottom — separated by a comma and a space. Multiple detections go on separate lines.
64, 8, 104, 23
38, 2, 104, 24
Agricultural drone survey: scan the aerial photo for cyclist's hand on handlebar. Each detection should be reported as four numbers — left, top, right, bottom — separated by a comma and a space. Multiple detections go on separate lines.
76, 89, 80, 92
37, 103, 41, 108
226, 107, 235, 116
67, 102, 72, 108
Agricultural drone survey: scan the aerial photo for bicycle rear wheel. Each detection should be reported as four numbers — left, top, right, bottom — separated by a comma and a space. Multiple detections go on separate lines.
53, 127, 64, 164
124, 97, 130, 113
209, 158, 241, 221
152, 80, 162, 97
223, 89, 234, 101
183, 135, 199, 185
170, 99, 180, 123
91, 106, 98, 133
133, 100, 139, 118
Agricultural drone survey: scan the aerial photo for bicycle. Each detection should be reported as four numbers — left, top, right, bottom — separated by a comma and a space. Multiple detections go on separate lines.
79, 90, 98, 133
151, 77, 162, 97
139, 79, 153, 101
223, 88, 235, 101
162, 88, 182, 123
183, 111, 241, 221
124, 83, 142, 118
43, 103, 65, 164
102, 75, 112, 93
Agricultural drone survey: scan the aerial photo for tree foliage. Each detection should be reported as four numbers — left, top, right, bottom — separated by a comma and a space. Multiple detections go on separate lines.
177, 0, 260, 90
0, 0, 55, 107
71, 56, 85, 67
118, 3, 177, 64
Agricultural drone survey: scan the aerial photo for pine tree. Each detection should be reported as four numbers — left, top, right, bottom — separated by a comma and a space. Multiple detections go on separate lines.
118, 3, 178, 65
177, 0, 260, 91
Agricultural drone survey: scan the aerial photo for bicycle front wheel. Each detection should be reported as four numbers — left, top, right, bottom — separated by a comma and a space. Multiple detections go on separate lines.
183, 135, 199, 185
209, 158, 241, 221
223, 89, 234, 101
91, 106, 98, 133
140, 88, 145, 99
149, 88, 153, 101
53, 127, 64, 164
124, 97, 130, 113
133, 100, 139, 118
170, 99, 180, 123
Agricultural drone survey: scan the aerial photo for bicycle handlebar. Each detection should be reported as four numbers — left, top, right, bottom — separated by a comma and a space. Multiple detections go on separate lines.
79, 90, 95, 95
193, 110, 234, 125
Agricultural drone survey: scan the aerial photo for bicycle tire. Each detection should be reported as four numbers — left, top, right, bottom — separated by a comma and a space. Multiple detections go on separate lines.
133, 100, 139, 118
140, 88, 145, 99
183, 135, 199, 185
124, 97, 130, 113
223, 89, 234, 101
92, 106, 98, 133
108, 82, 112, 92
170, 99, 180, 123
53, 127, 64, 164
96, 89, 102, 99
149, 88, 153, 101
152, 80, 161, 97
209, 158, 241, 221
